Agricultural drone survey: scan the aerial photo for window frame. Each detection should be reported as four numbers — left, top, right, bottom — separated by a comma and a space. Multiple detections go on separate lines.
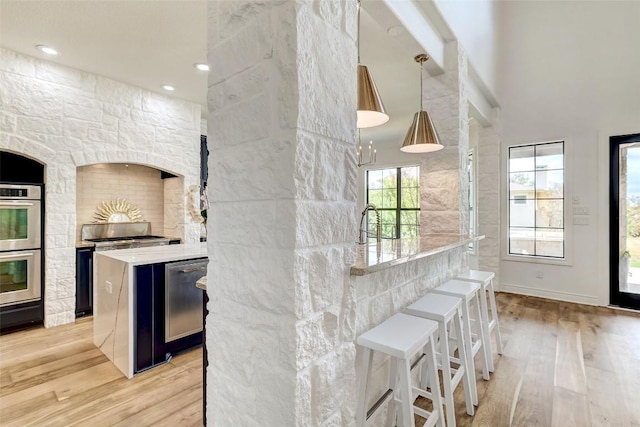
365, 165, 421, 239
502, 139, 573, 266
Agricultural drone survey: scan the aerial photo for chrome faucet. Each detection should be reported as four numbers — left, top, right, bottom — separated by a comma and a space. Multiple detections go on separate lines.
358, 203, 381, 244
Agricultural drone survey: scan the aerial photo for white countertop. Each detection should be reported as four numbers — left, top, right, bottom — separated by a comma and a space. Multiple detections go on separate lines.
94, 242, 207, 266
351, 234, 484, 276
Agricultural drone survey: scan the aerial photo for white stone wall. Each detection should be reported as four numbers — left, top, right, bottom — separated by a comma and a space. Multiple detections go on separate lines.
420, 42, 470, 235
207, 0, 358, 425
353, 247, 468, 425
0, 48, 202, 327
477, 124, 502, 288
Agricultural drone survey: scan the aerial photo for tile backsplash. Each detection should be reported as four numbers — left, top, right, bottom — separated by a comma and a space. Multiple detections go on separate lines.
76, 163, 165, 239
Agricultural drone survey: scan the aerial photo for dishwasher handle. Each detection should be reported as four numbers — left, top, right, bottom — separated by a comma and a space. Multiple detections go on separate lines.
180, 266, 206, 273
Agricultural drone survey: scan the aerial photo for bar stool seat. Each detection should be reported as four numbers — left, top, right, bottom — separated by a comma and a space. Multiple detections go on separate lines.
405, 293, 476, 427
455, 270, 504, 366
356, 313, 445, 427
432, 280, 491, 384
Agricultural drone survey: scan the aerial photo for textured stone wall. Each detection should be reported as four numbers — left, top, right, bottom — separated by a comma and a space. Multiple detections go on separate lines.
353, 246, 468, 425
206, 0, 358, 425
0, 48, 202, 327
477, 124, 502, 288
420, 42, 470, 235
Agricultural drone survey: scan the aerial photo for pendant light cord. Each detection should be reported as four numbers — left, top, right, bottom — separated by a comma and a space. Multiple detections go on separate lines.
420, 60, 423, 110
357, 0, 361, 64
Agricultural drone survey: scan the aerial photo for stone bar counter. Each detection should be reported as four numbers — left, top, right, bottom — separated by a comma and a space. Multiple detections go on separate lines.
351, 234, 483, 423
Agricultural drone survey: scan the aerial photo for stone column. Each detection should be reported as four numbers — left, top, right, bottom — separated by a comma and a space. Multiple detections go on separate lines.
477, 122, 502, 288
420, 42, 470, 235
206, 1, 358, 425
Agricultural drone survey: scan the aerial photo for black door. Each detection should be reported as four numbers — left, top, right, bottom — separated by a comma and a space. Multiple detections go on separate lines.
610, 133, 640, 309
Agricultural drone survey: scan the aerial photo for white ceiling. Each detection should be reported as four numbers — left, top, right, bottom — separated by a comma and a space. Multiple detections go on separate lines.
0, 0, 419, 147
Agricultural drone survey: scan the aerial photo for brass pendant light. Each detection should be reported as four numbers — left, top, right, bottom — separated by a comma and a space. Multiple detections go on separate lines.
401, 54, 444, 153
356, 0, 389, 129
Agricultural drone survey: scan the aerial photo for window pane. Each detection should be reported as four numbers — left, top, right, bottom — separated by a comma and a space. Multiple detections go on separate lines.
401, 187, 419, 209
380, 210, 396, 238
536, 170, 563, 199
510, 199, 535, 227
381, 189, 397, 209
510, 172, 535, 195
368, 189, 382, 207
509, 227, 535, 255
536, 143, 563, 170
509, 146, 535, 172
400, 166, 419, 187
367, 169, 383, 190
400, 210, 419, 226
536, 229, 564, 257
536, 200, 563, 228
401, 225, 420, 238
382, 168, 397, 189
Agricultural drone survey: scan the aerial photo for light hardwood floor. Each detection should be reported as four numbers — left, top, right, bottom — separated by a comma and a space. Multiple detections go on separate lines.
1, 293, 640, 426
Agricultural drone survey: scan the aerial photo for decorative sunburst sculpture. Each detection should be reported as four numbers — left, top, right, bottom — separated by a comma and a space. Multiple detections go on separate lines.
92, 198, 144, 223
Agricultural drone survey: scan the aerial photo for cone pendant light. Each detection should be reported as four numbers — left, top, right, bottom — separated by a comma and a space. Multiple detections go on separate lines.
356, 0, 389, 129
401, 54, 444, 153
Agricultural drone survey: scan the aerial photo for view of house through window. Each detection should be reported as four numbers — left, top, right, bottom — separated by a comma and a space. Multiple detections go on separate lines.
508, 141, 565, 258
366, 166, 420, 239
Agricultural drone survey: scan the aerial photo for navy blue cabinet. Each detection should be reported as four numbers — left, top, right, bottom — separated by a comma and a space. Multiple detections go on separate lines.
75, 247, 95, 317
134, 262, 204, 374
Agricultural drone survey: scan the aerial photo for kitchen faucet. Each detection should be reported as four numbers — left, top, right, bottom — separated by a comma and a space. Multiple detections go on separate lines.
358, 203, 381, 244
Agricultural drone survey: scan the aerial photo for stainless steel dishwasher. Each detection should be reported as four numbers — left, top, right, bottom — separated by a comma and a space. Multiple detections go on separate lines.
165, 259, 207, 342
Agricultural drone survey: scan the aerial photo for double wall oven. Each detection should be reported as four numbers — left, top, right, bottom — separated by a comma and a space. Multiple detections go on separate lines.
0, 184, 43, 311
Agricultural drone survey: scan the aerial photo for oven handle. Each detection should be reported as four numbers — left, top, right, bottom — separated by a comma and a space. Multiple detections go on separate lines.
0, 201, 37, 207
0, 252, 34, 259
179, 266, 206, 273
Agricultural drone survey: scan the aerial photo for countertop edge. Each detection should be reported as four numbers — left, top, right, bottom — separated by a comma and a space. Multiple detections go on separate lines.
196, 276, 207, 290
350, 235, 484, 277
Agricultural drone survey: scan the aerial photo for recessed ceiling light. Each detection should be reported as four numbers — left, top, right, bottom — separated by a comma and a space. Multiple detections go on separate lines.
36, 45, 58, 55
194, 63, 210, 72
161, 84, 175, 91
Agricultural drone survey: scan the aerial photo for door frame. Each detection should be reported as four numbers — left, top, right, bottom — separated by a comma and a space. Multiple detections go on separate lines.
609, 133, 640, 309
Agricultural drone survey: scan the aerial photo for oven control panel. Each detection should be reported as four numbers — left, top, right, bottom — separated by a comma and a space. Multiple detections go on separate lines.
0, 185, 41, 200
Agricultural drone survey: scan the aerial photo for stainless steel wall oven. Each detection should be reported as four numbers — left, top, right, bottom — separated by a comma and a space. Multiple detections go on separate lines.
0, 185, 43, 308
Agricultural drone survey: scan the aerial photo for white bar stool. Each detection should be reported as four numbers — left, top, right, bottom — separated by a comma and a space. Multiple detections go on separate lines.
405, 293, 476, 427
356, 313, 445, 427
455, 270, 504, 369
432, 280, 491, 384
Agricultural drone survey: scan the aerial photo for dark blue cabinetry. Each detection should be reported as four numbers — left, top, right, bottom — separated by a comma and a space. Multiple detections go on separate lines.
134, 262, 204, 374
75, 247, 95, 317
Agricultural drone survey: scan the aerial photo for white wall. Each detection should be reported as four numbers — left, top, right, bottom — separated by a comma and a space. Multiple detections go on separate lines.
0, 48, 202, 326
497, 1, 640, 305
433, 0, 500, 101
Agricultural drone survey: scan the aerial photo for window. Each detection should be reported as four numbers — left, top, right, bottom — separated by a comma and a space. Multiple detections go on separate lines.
366, 166, 420, 239
468, 150, 477, 252
508, 141, 564, 258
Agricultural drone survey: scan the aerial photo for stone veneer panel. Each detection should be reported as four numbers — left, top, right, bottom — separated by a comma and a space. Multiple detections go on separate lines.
0, 48, 202, 327
207, 1, 357, 425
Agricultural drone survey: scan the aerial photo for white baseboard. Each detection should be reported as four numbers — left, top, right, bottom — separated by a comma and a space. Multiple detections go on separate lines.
499, 282, 600, 306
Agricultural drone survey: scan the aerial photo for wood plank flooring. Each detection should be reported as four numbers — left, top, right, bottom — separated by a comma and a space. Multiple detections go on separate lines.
0, 317, 202, 426
416, 293, 640, 427
1, 293, 640, 426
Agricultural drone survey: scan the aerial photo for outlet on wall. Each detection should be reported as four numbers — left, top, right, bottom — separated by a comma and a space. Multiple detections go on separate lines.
536, 270, 543, 279
105, 281, 113, 294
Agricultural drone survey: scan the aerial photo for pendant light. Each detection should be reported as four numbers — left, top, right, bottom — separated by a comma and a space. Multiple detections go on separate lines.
401, 54, 444, 153
356, 0, 389, 129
